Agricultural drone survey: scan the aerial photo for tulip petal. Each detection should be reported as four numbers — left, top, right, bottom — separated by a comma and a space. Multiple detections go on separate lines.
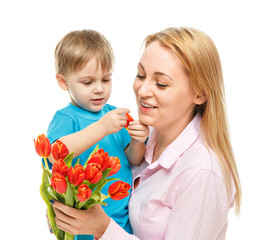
125, 113, 134, 129
108, 181, 131, 201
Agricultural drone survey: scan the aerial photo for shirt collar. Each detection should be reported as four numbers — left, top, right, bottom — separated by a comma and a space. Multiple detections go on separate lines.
68, 103, 105, 119
144, 113, 201, 169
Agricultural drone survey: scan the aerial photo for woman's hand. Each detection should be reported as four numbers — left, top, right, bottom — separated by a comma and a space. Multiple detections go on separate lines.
51, 200, 111, 238
125, 120, 149, 166
127, 120, 149, 144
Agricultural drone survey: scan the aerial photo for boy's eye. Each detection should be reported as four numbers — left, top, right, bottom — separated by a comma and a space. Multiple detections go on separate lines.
84, 81, 92, 85
102, 78, 111, 82
136, 74, 146, 79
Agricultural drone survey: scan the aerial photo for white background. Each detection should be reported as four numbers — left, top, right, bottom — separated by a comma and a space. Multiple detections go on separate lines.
0, 0, 261, 239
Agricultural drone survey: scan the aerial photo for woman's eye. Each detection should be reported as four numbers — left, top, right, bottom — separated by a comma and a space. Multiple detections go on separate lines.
136, 74, 146, 79
156, 82, 168, 88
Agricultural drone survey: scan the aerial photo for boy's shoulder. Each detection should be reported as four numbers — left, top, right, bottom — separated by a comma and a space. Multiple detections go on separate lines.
54, 104, 75, 117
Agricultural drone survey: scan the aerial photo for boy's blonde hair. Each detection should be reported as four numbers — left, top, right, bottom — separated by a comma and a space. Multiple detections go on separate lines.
145, 27, 241, 214
55, 29, 114, 76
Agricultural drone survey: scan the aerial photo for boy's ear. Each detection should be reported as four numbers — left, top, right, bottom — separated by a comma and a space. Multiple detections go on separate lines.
193, 94, 206, 105
56, 74, 68, 91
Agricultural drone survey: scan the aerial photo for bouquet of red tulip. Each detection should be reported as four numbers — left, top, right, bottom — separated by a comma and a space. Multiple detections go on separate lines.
34, 134, 131, 240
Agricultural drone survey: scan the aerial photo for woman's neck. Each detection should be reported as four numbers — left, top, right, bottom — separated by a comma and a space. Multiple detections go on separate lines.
152, 114, 193, 163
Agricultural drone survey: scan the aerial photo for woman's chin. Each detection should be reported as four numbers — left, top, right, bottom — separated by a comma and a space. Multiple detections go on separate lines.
138, 113, 154, 127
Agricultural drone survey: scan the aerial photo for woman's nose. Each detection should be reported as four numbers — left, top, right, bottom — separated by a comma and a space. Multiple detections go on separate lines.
137, 79, 153, 98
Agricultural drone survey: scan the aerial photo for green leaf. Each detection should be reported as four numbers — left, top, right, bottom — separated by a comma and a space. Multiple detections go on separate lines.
83, 200, 108, 210
43, 167, 52, 179
77, 190, 109, 209
88, 183, 97, 191
64, 232, 74, 240
40, 166, 64, 239
47, 186, 58, 201
77, 198, 89, 209
64, 152, 74, 168
97, 168, 111, 187
83, 144, 99, 168
100, 192, 109, 202
90, 191, 101, 201
95, 168, 119, 192
65, 182, 75, 207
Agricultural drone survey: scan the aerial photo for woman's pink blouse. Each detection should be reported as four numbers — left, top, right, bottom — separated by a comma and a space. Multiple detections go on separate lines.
100, 114, 236, 240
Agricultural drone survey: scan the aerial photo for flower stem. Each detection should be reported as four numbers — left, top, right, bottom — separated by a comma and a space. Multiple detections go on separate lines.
43, 157, 50, 171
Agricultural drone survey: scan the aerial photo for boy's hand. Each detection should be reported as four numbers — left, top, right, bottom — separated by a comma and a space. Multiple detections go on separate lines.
99, 108, 130, 135
127, 120, 149, 144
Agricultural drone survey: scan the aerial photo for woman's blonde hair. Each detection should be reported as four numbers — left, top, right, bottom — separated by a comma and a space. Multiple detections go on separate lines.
145, 27, 241, 214
54, 29, 114, 76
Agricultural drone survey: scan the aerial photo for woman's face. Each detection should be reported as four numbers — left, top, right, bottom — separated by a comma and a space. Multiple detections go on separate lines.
133, 41, 198, 131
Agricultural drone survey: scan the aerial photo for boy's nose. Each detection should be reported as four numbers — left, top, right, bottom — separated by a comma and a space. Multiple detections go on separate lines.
94, 83, 103, 93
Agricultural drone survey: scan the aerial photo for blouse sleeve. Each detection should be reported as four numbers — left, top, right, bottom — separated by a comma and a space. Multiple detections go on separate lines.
99, 219, 140, 240
165, 169, 230, 240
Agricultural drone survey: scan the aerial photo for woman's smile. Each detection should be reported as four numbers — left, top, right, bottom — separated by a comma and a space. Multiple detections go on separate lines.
139, 100, 157, 113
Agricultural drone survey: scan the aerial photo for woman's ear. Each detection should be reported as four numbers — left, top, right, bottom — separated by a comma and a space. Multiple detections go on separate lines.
56, 74, 68, 91
194, 94, 206, 105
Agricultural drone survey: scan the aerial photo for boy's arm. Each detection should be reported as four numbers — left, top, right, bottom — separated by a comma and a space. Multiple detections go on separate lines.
48, 120, 105, 163
48, 108, 129, 164
125, 120, 149, 166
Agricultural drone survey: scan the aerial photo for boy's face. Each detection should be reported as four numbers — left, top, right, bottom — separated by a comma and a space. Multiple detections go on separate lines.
62, 58, 112, 112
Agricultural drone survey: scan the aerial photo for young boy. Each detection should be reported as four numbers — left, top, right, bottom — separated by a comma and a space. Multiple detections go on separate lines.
47, 30, 148, 240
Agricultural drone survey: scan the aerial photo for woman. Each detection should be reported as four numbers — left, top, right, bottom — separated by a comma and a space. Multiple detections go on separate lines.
51, 27, 241, 239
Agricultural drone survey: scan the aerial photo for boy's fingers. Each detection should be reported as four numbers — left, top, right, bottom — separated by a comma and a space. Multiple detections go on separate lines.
115, 108, 130, 114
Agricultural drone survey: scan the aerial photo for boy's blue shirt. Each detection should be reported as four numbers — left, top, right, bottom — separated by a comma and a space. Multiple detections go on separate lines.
47, 103, 133, 239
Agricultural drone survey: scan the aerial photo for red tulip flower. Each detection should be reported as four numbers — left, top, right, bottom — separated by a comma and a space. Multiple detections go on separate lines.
85, 163, 103, 184
52, 159, 68, 177
68, 165, 85, 186
88, 149, 109, 171
108, 181, 131, 200
51, 172, 67, 194
108, 157, 121, 177
125, 113, 134, 129
77, 184, 92, 202
52, 140, 69, 161
34, 134, 51, 158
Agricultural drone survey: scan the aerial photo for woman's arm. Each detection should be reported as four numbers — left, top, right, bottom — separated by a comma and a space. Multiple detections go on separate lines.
51, 201, 139, 240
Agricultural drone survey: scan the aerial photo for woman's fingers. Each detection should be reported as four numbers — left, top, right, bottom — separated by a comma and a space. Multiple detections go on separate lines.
52, 200, 72, 215
128, 121, 147, 134
55, 215, 78, 235
51, 200, 81, 235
